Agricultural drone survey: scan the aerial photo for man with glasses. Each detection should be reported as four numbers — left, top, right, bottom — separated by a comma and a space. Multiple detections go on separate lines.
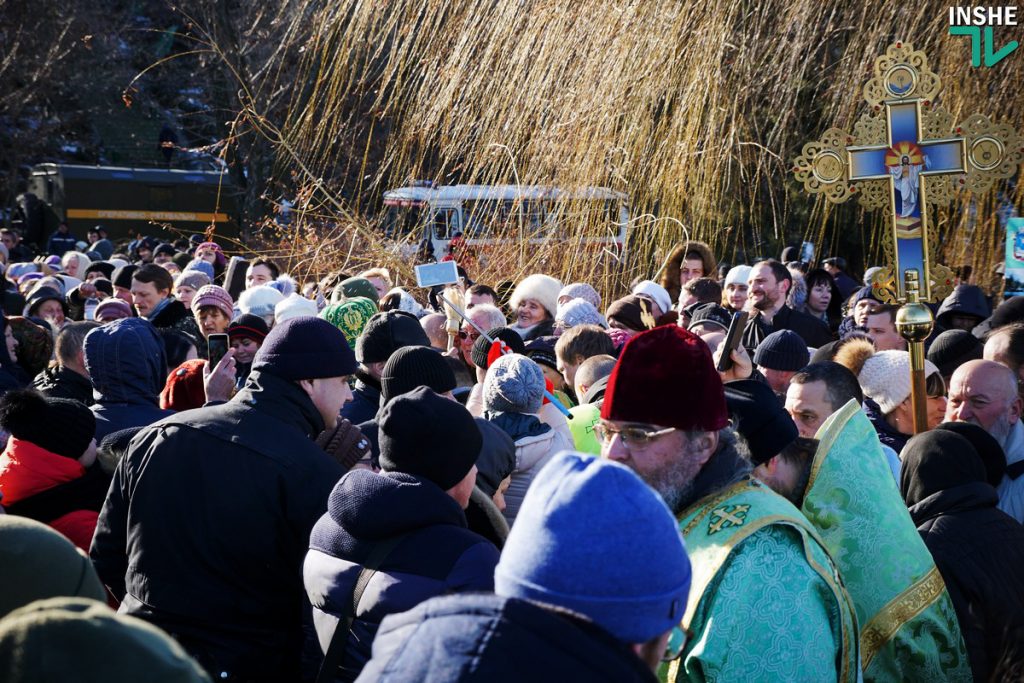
356, 452, 693, 681
457, 304, 506, 368
599, 326, 858, 682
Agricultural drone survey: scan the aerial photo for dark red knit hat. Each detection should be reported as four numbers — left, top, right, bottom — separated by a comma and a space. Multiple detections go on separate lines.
160, 359, 207, 411
601, 326, 728, 431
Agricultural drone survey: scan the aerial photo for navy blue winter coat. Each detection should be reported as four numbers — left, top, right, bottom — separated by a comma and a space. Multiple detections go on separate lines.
304, 469, 499, 682
355, 593, 659, 682
341, 372, 381, 426
83, 317, 172, 440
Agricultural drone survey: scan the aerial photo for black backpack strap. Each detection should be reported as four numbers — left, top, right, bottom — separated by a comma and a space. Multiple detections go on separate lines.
315, 534, 408, 683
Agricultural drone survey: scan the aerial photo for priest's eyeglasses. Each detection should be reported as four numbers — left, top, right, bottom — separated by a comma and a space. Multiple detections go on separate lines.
662, 625, 690, 662
594, 421, 677, 449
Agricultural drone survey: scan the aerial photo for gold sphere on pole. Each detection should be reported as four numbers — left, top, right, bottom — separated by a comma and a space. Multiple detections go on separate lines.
896, 302, 933, 343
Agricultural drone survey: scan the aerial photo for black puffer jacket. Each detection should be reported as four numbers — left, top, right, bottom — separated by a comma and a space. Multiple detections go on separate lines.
150, 298, 201, 343
31, 365, 94, 405
90, 369, 344, 682
743, 303, 833, 352
901, 430, 1024, 682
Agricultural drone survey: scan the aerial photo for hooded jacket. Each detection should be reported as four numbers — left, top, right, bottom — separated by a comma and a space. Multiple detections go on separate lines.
485, 412, 574, 526
90, 369, 344, 681
0, 438, 107, 551
355, 593, 658, 683
304, 469, 498, 682
659, 241, 717, 304
935, 285, 990, 329
901, 430, 1024, 682
83, 317, 172, 439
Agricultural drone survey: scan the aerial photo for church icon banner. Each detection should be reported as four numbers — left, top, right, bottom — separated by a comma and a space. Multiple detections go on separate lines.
1006, 217, 1024, 298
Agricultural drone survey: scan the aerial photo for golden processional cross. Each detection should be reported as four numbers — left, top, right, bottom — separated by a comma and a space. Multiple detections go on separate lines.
793, 41, 1023, 433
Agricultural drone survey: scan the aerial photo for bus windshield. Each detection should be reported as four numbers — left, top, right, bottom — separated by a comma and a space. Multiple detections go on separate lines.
382, 203, 425, 239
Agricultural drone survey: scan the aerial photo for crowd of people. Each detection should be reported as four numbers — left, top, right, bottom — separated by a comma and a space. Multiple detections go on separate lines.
1, 227, 1024, 682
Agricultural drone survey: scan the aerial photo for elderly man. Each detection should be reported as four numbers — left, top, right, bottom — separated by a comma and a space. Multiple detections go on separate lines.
456, 304, 506, 368
599, 326, 857, 682
945, 359, 1024, 523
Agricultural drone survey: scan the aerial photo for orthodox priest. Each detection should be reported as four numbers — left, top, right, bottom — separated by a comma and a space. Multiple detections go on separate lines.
598, 326, 858, 682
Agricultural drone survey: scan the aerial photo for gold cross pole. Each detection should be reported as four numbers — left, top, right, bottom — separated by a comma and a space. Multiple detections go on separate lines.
793, 41, 1023, 433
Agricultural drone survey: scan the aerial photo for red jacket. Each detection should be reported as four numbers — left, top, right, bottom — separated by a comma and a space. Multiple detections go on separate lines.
0, 438, 98, 551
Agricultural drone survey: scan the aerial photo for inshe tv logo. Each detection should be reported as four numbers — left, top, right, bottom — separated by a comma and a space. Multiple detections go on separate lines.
949, 6, 1019, 66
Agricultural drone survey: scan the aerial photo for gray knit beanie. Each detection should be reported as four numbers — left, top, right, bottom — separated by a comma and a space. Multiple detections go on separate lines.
484, 353, 545, 414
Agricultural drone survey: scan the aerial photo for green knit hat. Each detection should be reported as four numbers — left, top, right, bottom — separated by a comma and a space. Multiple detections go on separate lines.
319, 297, 378, 349
0, 597, 211, 682
0, 516, 106, 618
333, 276, 379, 304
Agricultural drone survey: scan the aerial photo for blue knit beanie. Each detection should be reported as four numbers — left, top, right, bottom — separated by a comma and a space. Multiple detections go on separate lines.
184, 259, 215, 280
251, 317, 357, 380
495, 452, 692, 644
484, 353, 545, 414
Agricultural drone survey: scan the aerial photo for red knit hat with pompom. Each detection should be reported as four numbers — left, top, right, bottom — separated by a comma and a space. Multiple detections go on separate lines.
601, 326, 727, 431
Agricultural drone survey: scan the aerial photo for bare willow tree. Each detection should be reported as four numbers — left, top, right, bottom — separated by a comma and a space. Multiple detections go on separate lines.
161, 1, 1024, 295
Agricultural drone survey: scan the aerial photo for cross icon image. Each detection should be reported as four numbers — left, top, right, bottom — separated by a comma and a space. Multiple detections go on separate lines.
846, 98, 966, 294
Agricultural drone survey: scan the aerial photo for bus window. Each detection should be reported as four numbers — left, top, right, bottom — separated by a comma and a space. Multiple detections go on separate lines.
431, 209, 459, 240
383, 204, 424, 239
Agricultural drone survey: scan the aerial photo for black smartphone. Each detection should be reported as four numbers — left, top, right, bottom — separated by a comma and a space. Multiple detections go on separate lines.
716, 311, 748, 372
208, 333, 229, 368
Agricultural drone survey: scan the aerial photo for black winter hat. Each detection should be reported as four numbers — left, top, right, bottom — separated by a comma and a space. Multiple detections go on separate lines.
24, 287, 67, 318
927, 329, 983, 379
154, 243, 176, 258
355, 310, 430, 365
111, 264, 138, 290
252, 316, 357, 380
378, 386, 481, 490
380, 346, 456, 402
84, 261, 114, 280
753, 329, 810, 371
724, 379, 798, 466
989, 296, 1024, 330
0, 390, 95, 460
471, 327, 526, 370
688, 304, 732, 333
780, 246, 800, 262
524, 336, 558, 371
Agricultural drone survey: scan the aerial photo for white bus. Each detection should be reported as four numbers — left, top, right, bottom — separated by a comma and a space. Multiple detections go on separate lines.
382, 183, 629, 262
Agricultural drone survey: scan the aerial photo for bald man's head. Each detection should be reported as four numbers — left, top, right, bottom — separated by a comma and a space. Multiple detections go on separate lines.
420, 313, 448, 350
985, 323, 1024, 389
946, 359, 1021, 448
